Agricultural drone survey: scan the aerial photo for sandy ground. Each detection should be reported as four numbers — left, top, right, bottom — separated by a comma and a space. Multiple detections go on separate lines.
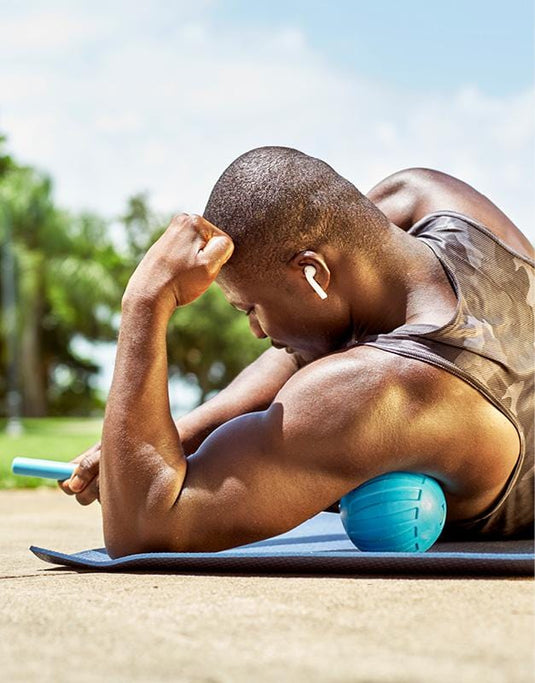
1, 489, 533, 683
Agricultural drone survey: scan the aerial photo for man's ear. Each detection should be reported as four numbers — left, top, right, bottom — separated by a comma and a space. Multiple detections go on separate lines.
289, 250, 331, 297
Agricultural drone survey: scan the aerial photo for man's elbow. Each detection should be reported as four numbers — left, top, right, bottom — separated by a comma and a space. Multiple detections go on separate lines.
104, 517, 184, 559
101, 464, 189, 558
104, 531, 141, 560
103, 513, 147, 558
103, 495, 190, 558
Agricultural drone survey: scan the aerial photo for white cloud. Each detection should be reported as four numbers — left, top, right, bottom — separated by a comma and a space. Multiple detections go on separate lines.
1, 3, 533, 244
0, 9, 106, 52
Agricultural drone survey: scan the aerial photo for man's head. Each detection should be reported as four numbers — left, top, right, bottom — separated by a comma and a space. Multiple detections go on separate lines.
204, 146, 394, 358
205, 146, 388, 274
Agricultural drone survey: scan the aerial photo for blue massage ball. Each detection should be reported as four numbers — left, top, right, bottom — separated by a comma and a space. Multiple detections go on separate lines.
339, 472, 447, 552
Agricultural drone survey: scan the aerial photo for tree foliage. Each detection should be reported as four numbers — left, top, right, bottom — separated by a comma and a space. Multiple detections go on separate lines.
0, 137, 269, 415
0, 144, 126, 415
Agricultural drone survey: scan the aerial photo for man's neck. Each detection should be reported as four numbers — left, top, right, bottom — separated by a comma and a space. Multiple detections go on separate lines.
342, 224, 456, 338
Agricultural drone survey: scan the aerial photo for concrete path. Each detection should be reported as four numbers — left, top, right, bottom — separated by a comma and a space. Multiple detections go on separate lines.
1, 489, 533, 682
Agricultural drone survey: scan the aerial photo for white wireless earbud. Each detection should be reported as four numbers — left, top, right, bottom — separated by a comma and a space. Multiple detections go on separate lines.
303, 265, 328, 300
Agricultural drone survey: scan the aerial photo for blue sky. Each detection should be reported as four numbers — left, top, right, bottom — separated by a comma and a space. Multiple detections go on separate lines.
212, 0, 533, 96
1, 0, 533, 409
1, 0, 532, 227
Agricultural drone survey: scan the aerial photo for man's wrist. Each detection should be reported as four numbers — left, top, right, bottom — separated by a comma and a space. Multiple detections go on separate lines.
121, 290, 176, 320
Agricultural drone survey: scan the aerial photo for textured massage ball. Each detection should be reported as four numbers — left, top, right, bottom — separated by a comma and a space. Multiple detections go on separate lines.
339, 472, 447, 552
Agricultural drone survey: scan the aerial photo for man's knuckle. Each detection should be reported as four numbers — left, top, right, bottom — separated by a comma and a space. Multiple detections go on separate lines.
77, 455, 97, 477
171, 213, 187, 226
77, 460, 91, 475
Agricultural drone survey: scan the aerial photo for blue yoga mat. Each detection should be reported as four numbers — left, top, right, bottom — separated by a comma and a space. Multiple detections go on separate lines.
31, 512, 534, 575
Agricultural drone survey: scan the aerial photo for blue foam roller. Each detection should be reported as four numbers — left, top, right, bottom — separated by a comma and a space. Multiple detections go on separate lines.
12, 457, 76, 481
340, 472, 447, 552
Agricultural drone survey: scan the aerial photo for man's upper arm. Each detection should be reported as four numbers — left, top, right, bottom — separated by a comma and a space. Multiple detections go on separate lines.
366, 169, 420, 231
368, 168, 533, 256
366, 167, 490, 230
148, 349, 422, 553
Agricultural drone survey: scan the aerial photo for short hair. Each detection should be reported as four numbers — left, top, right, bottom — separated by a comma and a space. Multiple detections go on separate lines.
204, 146, 389, 276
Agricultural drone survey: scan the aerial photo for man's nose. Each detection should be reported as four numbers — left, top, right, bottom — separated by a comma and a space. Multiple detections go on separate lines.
249, 315, 267, 339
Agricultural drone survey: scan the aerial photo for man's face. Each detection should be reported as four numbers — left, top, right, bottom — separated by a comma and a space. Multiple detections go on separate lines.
217, 267, 353, 363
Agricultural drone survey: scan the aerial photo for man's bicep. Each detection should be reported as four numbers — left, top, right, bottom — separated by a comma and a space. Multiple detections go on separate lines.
176, 411, 280, 549
174, 405, 348, 552
172, 353, 396, 552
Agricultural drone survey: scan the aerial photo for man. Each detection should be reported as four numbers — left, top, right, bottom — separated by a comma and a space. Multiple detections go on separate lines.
59, 147, 534, 558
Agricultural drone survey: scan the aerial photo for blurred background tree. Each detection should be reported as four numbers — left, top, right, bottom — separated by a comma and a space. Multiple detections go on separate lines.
0, 146, 125, 416
0, 136, 269, 417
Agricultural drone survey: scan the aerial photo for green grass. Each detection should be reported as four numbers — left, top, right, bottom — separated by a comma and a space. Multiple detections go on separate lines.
0, 418, 102, 489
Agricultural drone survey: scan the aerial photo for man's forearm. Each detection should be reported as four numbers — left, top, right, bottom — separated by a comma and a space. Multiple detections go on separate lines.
100, 298, 187, 555
176, 347, 301, 453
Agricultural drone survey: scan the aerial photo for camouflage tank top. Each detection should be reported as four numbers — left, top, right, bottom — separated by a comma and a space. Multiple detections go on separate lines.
361, 211, 534, 540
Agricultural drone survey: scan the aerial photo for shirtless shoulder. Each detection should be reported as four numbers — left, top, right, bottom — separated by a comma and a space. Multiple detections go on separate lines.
367, 167, 534, 259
